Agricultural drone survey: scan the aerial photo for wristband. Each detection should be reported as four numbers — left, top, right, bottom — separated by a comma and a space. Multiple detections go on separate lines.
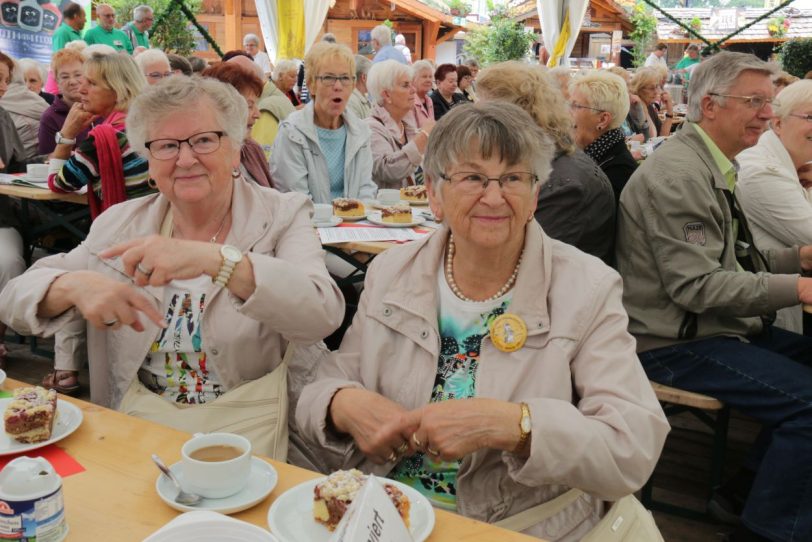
664, 113, 674, 119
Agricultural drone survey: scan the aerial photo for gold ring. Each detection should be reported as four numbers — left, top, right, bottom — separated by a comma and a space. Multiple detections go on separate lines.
412, 433, 422, 447
387, 451, 397, 462
396, 442, 409, 454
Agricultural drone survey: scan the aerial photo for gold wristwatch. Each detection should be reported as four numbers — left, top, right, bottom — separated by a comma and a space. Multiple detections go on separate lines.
514, 402, 532, 453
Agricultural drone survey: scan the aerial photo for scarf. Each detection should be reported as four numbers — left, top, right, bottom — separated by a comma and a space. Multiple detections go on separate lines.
241, 138, 274, 188
87, 110, 127, 220
584, 128, 625, 164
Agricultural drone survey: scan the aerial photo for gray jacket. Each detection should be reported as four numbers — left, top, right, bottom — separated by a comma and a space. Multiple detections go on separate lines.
270, 101, 376, 204
615, 122, 801, 352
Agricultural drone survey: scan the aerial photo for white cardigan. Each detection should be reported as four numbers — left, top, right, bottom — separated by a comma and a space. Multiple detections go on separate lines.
737, 129, 811, 333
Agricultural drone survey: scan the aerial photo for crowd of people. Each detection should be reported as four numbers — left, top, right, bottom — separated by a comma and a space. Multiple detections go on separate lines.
1, 5, 812, 541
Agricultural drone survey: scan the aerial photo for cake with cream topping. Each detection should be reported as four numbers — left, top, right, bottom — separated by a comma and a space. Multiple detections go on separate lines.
332, 198, 365, 218
3, 386, 58, 443
313, 469, 410, 531
400, 185, 427, 203
381, 204, 412, 224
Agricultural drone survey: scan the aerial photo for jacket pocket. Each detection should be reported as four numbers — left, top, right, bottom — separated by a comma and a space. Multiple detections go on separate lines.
678, 311, 697, 340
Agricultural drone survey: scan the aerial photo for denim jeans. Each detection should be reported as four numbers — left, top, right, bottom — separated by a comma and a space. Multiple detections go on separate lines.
639, 326, 812, 542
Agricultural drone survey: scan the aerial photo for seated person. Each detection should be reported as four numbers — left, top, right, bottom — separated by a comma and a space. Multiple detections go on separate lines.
298, 102, 668, 539
477, 62, 616, 265
39, 48, 89, 155
455, 64, 475, 103
409, 60, 435, 129
270, 42, 376, 204
0, 52, 29, 172
630, 68, 674, 138
616, 52, 812, 542
272, 59, 303, 109
429, 63, 463, 121
18, 58, 54, 104
134, 49, 172, 86
167, 54, 193, 77
0, 57, 48, 161
737, 80, 812, 334
0, 76, 344, 457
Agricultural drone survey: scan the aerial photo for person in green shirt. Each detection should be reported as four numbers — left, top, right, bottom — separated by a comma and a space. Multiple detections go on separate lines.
83, 4, 133, 54
122, 5, 153, 51
675, 44, 701, 78
51, 2, 85, 52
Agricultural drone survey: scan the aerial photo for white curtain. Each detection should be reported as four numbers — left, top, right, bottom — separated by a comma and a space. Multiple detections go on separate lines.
255, 0, 279, 63
304, 0, 333, 53
537, 0, 590, 67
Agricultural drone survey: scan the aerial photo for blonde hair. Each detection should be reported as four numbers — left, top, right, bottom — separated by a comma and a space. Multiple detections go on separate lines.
84, 53, 146, 111
304, 42, 355, 94
570, 71, 630, 130
773, 80, 812, 119
606, 65, 631, 84
629, 67, 661, 95
476, 61, 575, 154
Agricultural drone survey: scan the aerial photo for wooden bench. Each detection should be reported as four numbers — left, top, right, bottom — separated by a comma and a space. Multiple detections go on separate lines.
642, 382, 730, 522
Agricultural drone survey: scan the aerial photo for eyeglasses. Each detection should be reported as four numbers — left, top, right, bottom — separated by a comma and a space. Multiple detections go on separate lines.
145, 131, 225, 160
316, 74, 354, 87
440, 171, 538, 195
788, 113, 812, 123
146, 71, 173, 80
57, 73, 83, 83
709, 93, 773, 110
569, 101, 605, 113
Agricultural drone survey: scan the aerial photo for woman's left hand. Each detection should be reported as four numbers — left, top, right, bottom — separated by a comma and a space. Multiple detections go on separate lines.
410, 398, 521, 462
100, 235, 220, 287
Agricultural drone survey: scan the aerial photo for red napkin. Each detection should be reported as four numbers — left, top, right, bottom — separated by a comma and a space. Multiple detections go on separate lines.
0, 445, 86, 477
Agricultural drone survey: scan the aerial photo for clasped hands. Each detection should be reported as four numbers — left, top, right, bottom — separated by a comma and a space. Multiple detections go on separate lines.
329, 388, 522, 465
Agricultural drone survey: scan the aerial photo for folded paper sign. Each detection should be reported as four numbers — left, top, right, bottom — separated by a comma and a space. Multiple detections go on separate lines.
328, 475, 413, 542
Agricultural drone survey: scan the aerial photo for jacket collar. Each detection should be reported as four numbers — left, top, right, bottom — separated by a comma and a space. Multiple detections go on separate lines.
290, 101, 367, 157
369, 104, 415, 141
674, 122, 730, 191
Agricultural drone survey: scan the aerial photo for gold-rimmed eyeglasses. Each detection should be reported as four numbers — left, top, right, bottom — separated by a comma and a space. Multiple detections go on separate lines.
709, 93, 774, 110
440, 171, 538, 195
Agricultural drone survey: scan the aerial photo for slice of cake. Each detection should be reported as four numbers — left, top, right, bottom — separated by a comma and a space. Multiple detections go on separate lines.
400, 185, 427, 203
332, 198, 365, 218
313, 469, 411, 531
381, 204, 412, 224
4, 386, 58, 443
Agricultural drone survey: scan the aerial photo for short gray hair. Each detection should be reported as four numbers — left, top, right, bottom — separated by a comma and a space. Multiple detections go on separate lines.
423, 101, 554, 194
127, 75, 248, 156
133, 5, 152, 22
371, 25, 391, 47
321, 33, 337, 43
773, 80, 812, 120
243, 33, 260, 46
570, 70, 630, 130
463, 58, 480, 69
272, 59, 298, 82
16, 59, 45, 84
82, 44, 117, 58
134, 48, 169, 72
411, 59, 433, 79
366, 60, 412, 105
354, 55, 372, 79
687, 51, 776, 122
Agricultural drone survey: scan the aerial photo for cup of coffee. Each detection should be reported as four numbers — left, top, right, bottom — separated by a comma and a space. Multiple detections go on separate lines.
313, 203, 333, 222
180, 432, 251, 499
377, 189, 400, 205
26, 164, 49, 180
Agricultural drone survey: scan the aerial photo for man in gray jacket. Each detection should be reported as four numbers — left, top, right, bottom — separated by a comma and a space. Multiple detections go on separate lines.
616, 51, 812, 542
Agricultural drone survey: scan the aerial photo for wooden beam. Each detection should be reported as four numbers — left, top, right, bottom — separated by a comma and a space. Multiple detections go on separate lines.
422, 20, 439, 61
224, 0, 242, 51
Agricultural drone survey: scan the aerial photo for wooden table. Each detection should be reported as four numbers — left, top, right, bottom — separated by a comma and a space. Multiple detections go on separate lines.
0, 184, 88, 205
1, 379, 540, 542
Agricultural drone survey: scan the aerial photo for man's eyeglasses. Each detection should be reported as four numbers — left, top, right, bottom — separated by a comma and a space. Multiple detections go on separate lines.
569, 101, 605, 113
788, 113, 812, 123
316, 74, 355, 87
709, 93, 773, 110
146, 71, 173, 80
440, 171, 538, 195
145, 131, 225, 160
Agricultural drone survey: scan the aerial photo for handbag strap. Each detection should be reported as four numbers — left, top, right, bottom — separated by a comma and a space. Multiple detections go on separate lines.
494, 488, 584, 532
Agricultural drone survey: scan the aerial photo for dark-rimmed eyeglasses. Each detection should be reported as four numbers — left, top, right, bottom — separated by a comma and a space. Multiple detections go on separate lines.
569, 101, 605, 113
788, 113, 812, 123
440, 171, 538, 195
709, 93, 773, 110
316, 74, 355, 87
145, 131, 225, 160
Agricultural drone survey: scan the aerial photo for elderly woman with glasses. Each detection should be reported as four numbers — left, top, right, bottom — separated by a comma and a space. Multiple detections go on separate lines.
134, 49, 173, 86
271, 42, 376, 204
38, 48, 88, 155
569, 70, 638, 203
630, 67, 674, 138
736, 80, 812, 334
365, 60, 434, 189
0, 76, 344, 455
297, 102, 668, 540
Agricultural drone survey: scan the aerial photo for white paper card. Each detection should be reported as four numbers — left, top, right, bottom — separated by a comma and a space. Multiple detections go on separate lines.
318, 227, 430, 244
327, 475, 413, 542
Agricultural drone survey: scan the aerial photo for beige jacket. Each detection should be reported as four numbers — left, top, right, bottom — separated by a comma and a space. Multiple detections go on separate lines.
0, 178, 344, 409
365, 104, 422, 189
297, 223, 669, 541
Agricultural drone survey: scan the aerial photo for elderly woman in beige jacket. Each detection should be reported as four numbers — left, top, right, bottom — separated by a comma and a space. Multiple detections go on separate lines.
297, 103, 669, 541
365, 60, 435, 189
0, 77, 343, 436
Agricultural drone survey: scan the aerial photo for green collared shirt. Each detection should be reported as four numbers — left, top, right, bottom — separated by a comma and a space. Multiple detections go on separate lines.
125, 22, 150, 48
83, 25, 133, 54
693, 123, 737, 192
52, 23, 83, 52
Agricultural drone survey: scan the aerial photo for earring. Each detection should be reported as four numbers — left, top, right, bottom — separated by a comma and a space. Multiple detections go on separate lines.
147, 178, 157, 189
231, 168, 241, 179
527, 214, 534, 223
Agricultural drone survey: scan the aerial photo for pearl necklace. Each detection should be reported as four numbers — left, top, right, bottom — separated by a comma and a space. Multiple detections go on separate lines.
445, 235, 523, 303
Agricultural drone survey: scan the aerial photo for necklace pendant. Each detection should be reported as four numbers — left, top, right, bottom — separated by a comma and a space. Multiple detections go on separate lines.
489, 313, 528, 352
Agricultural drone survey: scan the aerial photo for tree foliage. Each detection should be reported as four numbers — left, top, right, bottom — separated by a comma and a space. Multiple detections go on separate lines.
463, 17, 535, 65
629, 2, 658, 67
107, 0, 202, 56
778, 38, 812, 78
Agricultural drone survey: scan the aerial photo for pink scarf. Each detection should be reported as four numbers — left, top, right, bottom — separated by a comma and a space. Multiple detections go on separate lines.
87, 111, 127, 220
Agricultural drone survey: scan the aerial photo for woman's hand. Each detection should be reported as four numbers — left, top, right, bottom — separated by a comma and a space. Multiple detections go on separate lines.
100, 235, 221, 287
60, 103, 96, 140
329, 388, 421, 465
628, 134, 644, 143
410, 398, 521, 462
629, 93, 642, 106
42, 270, 165, 331
660, 90, 674, 114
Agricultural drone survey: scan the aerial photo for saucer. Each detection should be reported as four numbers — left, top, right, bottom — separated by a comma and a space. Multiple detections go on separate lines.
156, 457, 277, 514
313, 216, 342, 228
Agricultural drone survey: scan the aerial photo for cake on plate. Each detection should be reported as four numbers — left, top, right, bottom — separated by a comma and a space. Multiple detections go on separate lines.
313, 469, 410, 531
400, 185, 427, 203
381, 204, 412, 224
4, 386, 58, 443
332, 198, 365, 218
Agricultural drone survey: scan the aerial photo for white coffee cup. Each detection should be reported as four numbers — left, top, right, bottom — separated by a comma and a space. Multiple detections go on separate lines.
180, 432, 251, 499
313, 203, 333, 222
26, 163, 49, 180
377, 189, 400, 205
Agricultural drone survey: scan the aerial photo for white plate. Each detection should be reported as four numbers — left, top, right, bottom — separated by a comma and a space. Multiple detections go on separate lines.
313, 216, 343, 228
156, 457, 278, 514
366, 211, 425, 228
145, 511, 278, 542
403, 199, 429, 206
267, 477, 435, 542
0, 397, 83, 456
336, 214, 366, 222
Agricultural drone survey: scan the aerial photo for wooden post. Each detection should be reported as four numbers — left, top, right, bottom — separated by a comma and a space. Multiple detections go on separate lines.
224, 0, 242, 52
422, 20, 439, 61
611, 29, 622, 66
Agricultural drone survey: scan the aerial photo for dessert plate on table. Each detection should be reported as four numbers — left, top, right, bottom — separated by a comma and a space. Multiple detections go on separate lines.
145, 511, 279, 542
366, 211, 425, 228
0, 397, 83, 455
313, 216, 343, 228
335, 214, 366, 222
267, 477, 435, 542
156, 456, 277, 514
403, 199, 429, 206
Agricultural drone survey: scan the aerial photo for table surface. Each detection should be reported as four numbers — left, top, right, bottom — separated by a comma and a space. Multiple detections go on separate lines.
3, 379, 540, 542
329, 240, 395, 255
0, 184, 88, 205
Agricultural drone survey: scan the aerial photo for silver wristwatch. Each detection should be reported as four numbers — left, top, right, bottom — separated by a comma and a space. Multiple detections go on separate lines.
55, 132, 76, 145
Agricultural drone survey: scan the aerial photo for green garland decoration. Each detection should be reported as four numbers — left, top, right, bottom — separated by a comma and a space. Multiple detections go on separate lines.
153, 0, 225, 58
639, 0, 796, 55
